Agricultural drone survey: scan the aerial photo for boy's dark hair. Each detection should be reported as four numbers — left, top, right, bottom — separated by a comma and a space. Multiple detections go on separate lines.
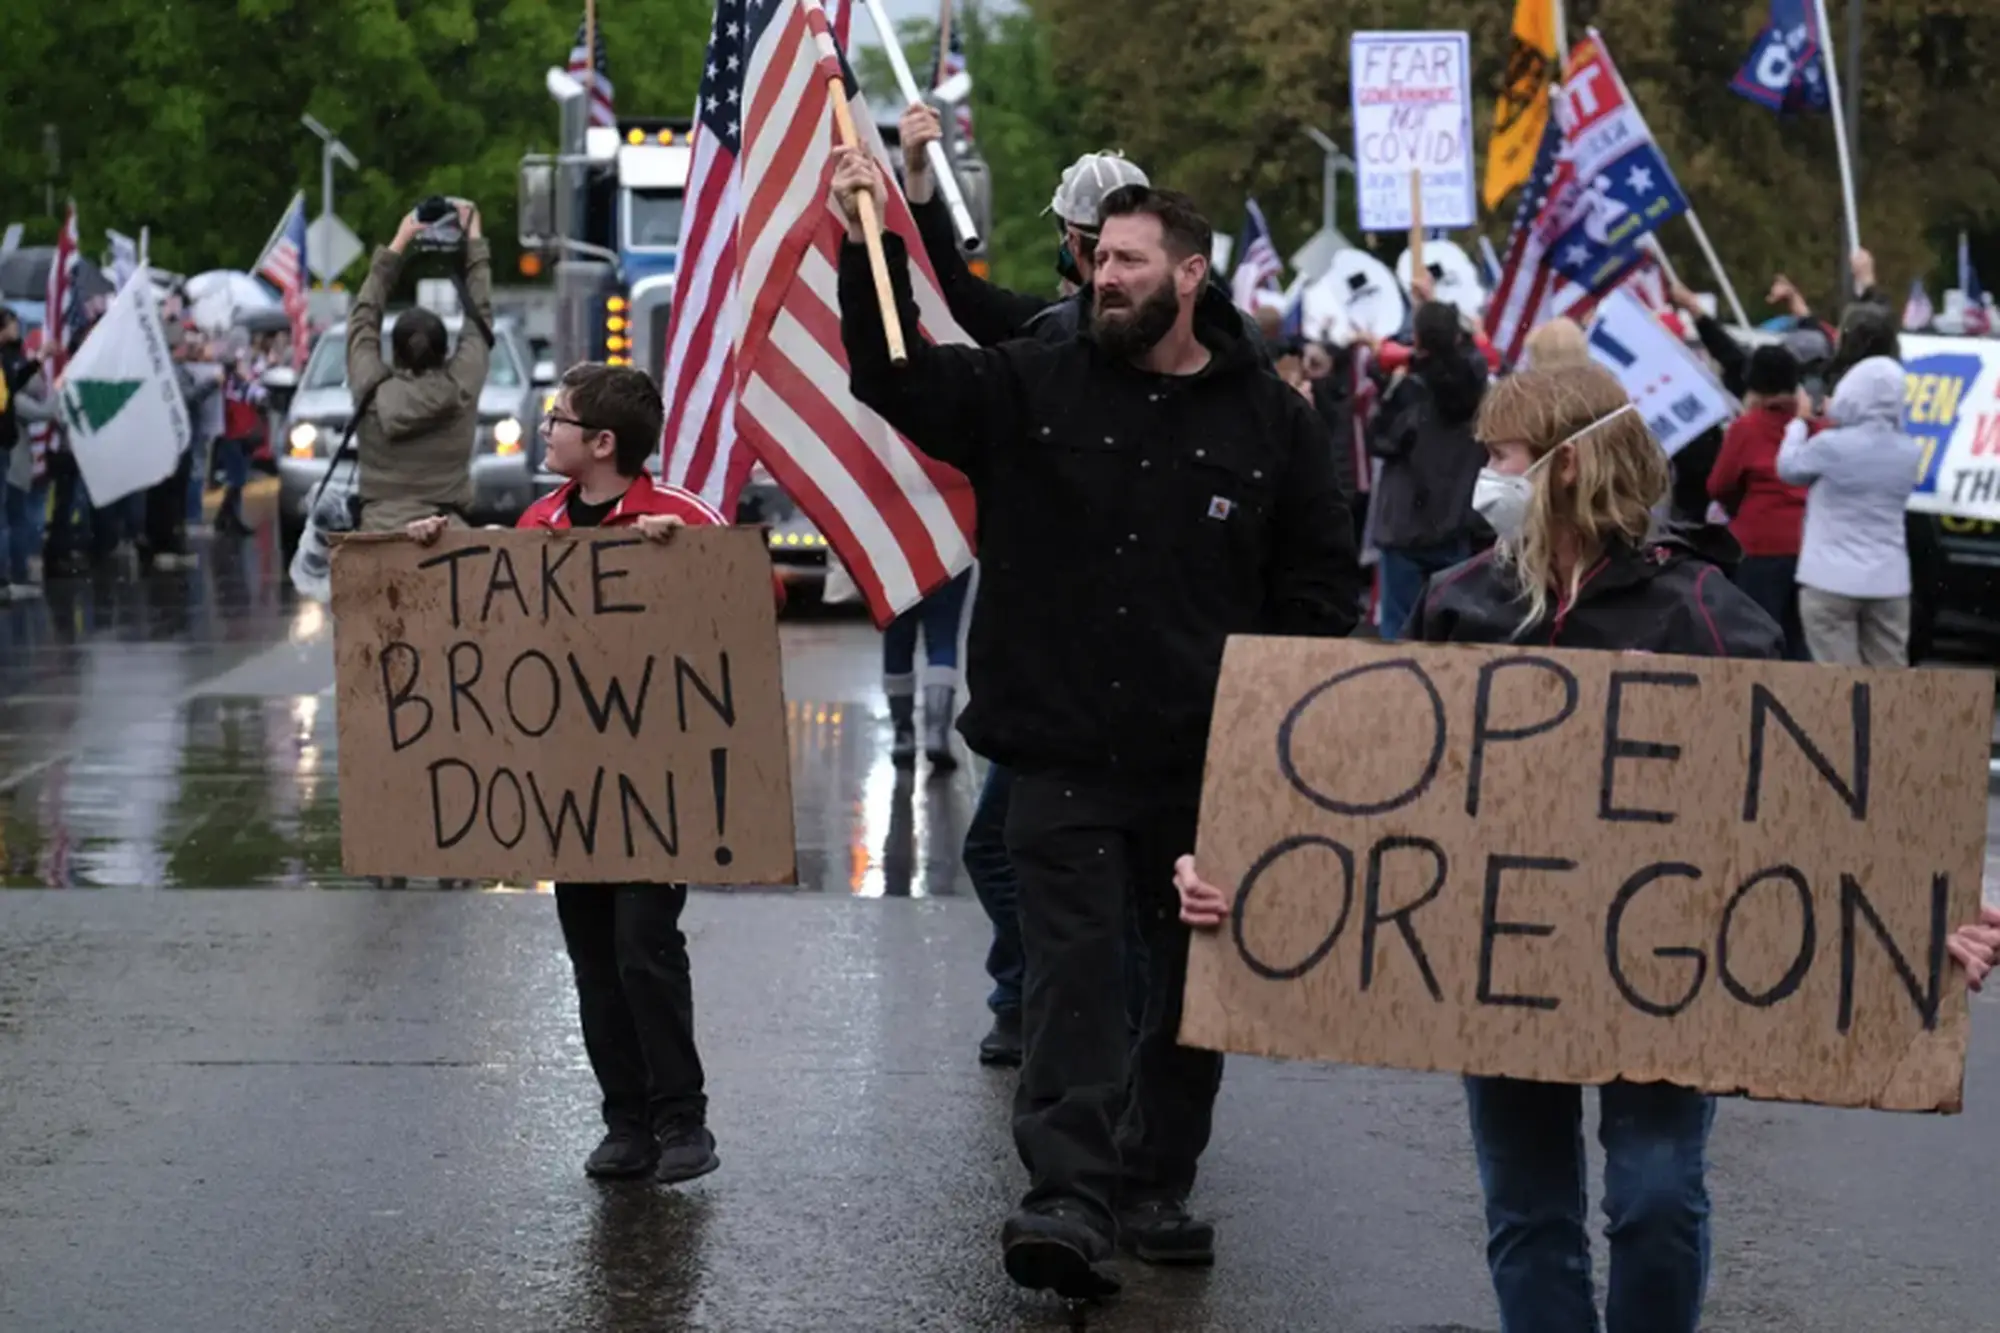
561, 362, 665, 477
1097, 185, 1214, 265
391, 308, 448, 374
1746, 343, 1801, 398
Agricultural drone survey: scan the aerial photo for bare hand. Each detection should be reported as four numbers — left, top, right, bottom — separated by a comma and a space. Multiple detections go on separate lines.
1411, 268, 1436, 303
391, 212, 424, 254
829, 147, 887, 243
1767, 274, 1807, 317
636, 513, 686, 543
1849, 247, 1875, 292
1174, 855, 1229, 930
898, 103, 941, 205
405, 515, 449, 546
1948, 906, 2000, 992
1668, 278, 1700, 313
1793, 387, 1814, 420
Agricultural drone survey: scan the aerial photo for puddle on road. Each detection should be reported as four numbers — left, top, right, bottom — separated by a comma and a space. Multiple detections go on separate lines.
0, 693, 979, 894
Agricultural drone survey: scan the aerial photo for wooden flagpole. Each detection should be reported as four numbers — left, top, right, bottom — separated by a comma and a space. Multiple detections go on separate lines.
936, 0, 953, 86
584, 0, 597, 111
828, 84, 908, 364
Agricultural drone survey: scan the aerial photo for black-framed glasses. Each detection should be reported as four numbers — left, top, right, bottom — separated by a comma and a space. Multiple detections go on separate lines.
541, 412, 603, 435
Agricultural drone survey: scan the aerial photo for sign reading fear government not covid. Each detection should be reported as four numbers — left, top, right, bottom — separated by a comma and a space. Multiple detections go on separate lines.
329, 528, 796, 885
1184, 637, 1991, 1113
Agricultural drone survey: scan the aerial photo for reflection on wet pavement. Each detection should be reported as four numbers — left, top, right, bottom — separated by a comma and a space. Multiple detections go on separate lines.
0, 525, 977, 893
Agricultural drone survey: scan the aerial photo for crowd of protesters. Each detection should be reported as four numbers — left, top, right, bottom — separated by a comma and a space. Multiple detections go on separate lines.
0, 299, 280, 601
819, 106, 2000, 1323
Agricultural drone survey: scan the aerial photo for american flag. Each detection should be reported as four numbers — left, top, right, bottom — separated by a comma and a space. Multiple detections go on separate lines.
43, 200, 80, 381
1483, 114, 1568, 368
255, 191, 312, 370
567, 14, 617, 128
656, 0, 976, 626
1230, 199, 1282, 313
1902, 278, 1934, 334
931, 16, 973, 143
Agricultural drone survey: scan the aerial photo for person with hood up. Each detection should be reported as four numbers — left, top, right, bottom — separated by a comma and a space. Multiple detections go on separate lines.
833, 154, 1363, 1300
1777, 319, 1920, 666
347, 201, 493, 534
1367, 297, 1490, 638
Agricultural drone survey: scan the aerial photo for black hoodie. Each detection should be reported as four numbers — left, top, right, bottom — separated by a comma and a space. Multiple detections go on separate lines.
1367, 340, 1490, 551
1411, 529, 1784, 657
842, 231, 1364, 783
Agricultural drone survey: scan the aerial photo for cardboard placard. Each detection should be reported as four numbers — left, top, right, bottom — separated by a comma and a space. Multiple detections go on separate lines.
1184, 637, 1993, 1112
331, 528, 796, 885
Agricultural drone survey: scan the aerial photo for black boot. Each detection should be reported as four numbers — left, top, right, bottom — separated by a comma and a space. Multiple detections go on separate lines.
1117, 1198, 1215, 1266
888, 692, 916, 767
1001, 1204, 1121, 1299
922, 683, 958, 769
583, 1126, 659, 1180
978, 1009, 1023, 1067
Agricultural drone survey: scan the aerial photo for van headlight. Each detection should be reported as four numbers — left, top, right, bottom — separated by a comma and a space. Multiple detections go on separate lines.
492, 416, 524, 456
288, 422, 319, 458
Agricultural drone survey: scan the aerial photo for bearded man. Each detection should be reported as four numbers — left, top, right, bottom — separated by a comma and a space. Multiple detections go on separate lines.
833, 151, 1363, 1300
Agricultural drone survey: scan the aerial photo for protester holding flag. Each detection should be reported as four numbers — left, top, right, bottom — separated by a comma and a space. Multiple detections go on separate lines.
833, 154, 1361, 1298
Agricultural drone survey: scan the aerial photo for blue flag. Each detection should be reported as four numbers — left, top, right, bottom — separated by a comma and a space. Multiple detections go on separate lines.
1731, 0, 1829, 114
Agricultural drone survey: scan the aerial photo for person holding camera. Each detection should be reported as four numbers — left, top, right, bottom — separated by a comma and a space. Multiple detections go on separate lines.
346, 200, 494, 533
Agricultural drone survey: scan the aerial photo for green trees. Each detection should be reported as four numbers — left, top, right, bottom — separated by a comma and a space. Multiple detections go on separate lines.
0, 0, 710, 281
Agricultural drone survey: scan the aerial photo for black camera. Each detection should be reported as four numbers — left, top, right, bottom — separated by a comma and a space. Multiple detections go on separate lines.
411, 196, 467, 253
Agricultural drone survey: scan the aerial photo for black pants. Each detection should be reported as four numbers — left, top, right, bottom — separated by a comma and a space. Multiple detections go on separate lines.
554, 882, 707, 1134
1732, 554, 1808, 661
1005, 775, 1223, 1237
144, 450, 194, 556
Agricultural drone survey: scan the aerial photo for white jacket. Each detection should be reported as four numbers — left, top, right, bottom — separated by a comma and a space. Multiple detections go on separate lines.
1776, 356, 1920, 599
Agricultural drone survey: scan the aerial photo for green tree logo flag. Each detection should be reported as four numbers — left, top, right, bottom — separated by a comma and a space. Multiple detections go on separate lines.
62, 379, 144, 434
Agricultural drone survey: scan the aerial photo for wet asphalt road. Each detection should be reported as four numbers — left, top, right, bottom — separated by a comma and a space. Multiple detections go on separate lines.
2, 507, 1999, 1331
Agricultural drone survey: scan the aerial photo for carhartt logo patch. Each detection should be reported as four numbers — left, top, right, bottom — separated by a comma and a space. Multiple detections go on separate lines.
1207, 496, 1234, 520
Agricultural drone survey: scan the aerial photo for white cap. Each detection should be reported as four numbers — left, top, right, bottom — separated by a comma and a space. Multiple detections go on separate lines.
1046, 152, 1150, 229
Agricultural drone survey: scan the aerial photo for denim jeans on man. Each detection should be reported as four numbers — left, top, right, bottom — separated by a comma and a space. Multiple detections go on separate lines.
882, 565, 971, 678
5, 481, 45, 583
1377, 538, 1470, 641
1465, 1075, 1715, 1333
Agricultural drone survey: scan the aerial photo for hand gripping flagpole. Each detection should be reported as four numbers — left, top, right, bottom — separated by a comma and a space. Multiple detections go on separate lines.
858, 0, 981, 252
826, 78, 909, 365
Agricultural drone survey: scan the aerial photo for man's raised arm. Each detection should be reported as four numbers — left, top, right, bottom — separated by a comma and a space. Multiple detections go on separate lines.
835, 146, 1029, 477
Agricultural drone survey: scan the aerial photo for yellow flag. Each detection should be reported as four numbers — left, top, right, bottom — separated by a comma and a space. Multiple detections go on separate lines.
1483, 0, 1559, 212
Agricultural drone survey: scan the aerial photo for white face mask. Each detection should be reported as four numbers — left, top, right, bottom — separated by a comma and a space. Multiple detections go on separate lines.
1474, 403, 1641, 540
1472, 468, 1533, 539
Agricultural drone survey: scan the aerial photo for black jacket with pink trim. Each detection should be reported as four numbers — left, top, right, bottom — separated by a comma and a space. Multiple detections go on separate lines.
1410, 528, 1786, 658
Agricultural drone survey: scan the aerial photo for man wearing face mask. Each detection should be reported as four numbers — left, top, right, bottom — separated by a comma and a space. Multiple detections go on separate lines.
833, 152, 1363, 1299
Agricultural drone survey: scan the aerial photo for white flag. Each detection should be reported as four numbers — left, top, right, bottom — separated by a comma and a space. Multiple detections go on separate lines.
105, 229, 139, 291
55, 263, 189, 506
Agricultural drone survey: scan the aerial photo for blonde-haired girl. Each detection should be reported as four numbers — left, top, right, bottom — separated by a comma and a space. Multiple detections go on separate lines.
1174, 360, 2000, 1330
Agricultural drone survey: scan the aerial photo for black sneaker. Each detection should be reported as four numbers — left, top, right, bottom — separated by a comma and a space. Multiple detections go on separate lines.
1117, 1198, 1215, 1266
978, 1010, 1023, 1067
584, 1128, 659, 1180
655, 1123, 720, 1184
1001, 1205, 1121, 1299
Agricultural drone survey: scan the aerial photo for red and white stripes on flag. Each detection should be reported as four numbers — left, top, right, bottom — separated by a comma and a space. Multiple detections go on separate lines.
255, 191, 312, 371
658, 0, 975, 626
567, 15, 617, 128
43, 201, 79, 382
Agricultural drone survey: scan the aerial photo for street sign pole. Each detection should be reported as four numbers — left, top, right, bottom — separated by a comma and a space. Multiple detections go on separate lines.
300, 115, 360, 284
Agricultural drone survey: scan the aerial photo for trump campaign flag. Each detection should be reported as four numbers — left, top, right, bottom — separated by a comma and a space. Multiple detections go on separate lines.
1541, 32, 1690, 296
1730, 0, 1830, 114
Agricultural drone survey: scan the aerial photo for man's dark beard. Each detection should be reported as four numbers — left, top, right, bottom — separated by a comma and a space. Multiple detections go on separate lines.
1090, 279, 1180, 361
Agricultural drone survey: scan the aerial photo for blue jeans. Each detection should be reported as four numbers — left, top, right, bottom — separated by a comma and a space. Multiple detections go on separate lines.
185, 439, 210, 524
5, 480, 46, 583
1465, 1076, 1716, 1333
1377, 539, 1471, 641
964, 763, 1024, 1015
883, 567, 971, 679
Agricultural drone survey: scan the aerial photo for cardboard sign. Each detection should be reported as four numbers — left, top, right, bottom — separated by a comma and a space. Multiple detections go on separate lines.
1183, 637, 1992, 1112
1350, 31, 1475, 232
330, 528, 796, 884
1584, 289, 1736, 457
